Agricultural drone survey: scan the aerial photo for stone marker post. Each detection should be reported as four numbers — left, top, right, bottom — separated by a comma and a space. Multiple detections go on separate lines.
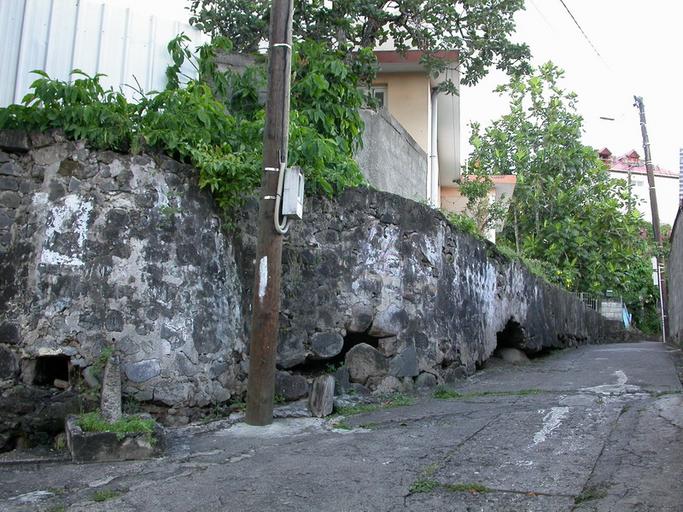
100, 354, 122, 423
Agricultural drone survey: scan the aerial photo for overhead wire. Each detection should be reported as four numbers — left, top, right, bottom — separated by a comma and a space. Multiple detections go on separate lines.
556, 0, 610, 69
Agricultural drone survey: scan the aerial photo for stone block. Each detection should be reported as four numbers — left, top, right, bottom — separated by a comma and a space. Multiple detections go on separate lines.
443, 365, 468, 384
372, 375, 402, 394
65, 414, 164, 463
347, 303, 373, 333
389, 345, 418, 378
0, 191, 20, 209
378, 336, 398, 357
0, 322, 20, 344
333, 366, 351, 395
369, 304, 407, 337
0, 161, 21, 176
277, 329, 307, 369
82, 366, 100, 389
345, 343, 388, 384
415, 372, 438, 389
0, 346, 19, 380
310, 331, 344, 359
0, 176, 19, 191
308, 375, 334, 417
0, 130, 30, 152
29, 131, 55, 148
32, 144, 68, 166
124, 359, 161, 383
275, 371, 309, 401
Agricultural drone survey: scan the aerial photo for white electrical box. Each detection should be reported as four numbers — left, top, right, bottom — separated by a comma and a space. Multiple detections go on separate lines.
282, 166, 304, 220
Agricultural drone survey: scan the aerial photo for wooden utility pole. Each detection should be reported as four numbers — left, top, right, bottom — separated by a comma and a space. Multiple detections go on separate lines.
245, 0, 294, 425
633, 95, 668, 342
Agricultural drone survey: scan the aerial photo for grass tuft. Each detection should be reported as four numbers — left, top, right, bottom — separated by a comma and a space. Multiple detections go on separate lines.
335, 393, 415, 416
409, 479, 440, 494
433, 388, 543, 400
433, 387, 463, 399
92, 489, 121, 502
77, 412, 155, 441
443, 482, 492, 494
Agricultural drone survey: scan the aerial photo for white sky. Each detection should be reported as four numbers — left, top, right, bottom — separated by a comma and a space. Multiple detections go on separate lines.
461, 0, 683, 172
107, 0, 682, 171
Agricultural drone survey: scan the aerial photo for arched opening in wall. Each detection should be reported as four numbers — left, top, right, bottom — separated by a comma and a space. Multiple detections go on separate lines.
496, 318, 525, 350
495, 318, 551, 359
32, 355, 70, 387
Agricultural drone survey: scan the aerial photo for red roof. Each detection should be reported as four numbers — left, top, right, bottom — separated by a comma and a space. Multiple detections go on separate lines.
599, 148, 679, 178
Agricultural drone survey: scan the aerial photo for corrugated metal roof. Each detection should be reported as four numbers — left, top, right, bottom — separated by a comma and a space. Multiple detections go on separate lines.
0, 0, 208, 107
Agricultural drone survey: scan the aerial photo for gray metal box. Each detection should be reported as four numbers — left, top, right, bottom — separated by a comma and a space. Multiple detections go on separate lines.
282, 166, 304, 220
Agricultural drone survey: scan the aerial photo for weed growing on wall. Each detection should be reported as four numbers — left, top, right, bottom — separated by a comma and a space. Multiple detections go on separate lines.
0, 36, 366, 215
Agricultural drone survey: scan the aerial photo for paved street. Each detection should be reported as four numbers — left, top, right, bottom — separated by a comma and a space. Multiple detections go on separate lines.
1, 342, 681, 512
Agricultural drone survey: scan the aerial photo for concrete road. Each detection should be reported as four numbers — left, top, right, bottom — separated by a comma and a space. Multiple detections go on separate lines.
1, 342, 681, 512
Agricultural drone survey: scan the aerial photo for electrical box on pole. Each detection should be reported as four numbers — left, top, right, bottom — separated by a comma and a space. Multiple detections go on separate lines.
281, 166, 304, 220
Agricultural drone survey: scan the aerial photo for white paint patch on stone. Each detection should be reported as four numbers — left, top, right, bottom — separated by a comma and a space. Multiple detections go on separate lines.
258, 256, 268, 301
32, 192, 48, 206
88, 476, 116, 488
227, 449, 255, 463
580, 370, 641, 396
8, 490, 55, 503
532, 406, 570, 445
107, 159, 124, 178
109, 238, 147, 292
40, 194, 93, 267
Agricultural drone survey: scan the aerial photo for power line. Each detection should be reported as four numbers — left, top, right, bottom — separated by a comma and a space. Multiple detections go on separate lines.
557, 0, 608, 66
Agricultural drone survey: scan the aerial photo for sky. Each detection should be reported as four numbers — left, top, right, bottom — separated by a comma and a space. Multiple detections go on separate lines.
460, 0, 683, 172
105, 0, 682, 172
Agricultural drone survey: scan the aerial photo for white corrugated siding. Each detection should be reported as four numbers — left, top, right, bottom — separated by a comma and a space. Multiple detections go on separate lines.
0, 0, 208, 106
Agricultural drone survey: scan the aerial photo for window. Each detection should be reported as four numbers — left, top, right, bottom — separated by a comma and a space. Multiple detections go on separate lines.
361, 85, 388, 109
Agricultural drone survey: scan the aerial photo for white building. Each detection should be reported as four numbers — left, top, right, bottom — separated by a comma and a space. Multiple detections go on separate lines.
1, 0, 206, 108
599, 148, 680, 227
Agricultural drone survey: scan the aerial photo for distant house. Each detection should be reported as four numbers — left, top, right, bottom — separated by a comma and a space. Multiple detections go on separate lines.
355, 50, 460, 207
441, 175, 517, 241
598, 148, 680, 226
355, 49, 518, 240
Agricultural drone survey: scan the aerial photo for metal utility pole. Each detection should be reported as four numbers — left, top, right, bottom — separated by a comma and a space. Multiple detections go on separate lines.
246, 0, 294, 426
633, 95, 668, 342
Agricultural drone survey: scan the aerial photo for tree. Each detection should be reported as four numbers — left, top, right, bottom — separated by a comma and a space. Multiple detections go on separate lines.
188, 0, 531, 92
467, 62, 658, 327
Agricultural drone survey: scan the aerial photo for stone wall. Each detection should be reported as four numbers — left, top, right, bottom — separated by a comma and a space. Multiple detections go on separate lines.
0, 132, 246, 411
0, 135, 624, 418
669, 208, 683, 346
355, 109, 428, 202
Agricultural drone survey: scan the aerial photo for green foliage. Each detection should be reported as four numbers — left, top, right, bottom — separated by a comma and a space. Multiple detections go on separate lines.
432, 387, 462, 400
0, 70, 138, 152
443, 210, 481, 238
468, 62, 658, 328
0, 37, 365, 215
335, 393, 415, 416
92, 489, 122, 502
443, 482, 492, 494
189, 0, 530, 92
76, 412, 156, 441
409, 479, 440, 494
433, 387, 543, 400
332, 419, 353, 430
